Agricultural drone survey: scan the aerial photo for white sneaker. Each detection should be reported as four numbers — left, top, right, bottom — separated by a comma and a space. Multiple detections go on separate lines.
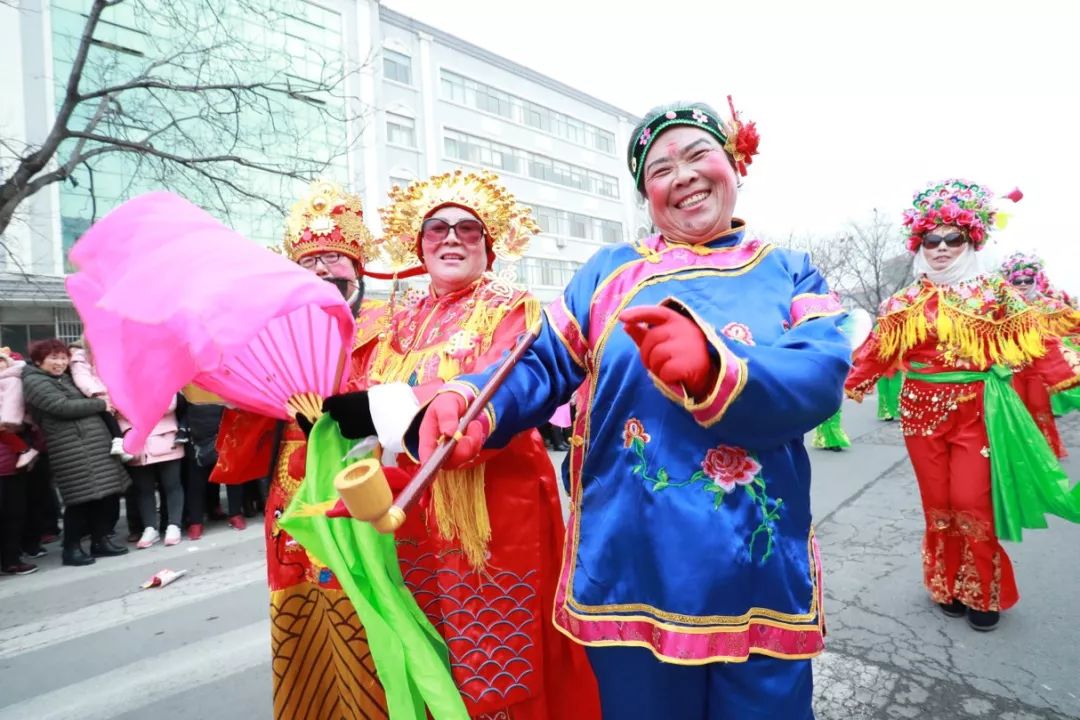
164, 525, 181, 546
110, 438, 135, 462
15, 448, 39, 470
137, 527, 160, 549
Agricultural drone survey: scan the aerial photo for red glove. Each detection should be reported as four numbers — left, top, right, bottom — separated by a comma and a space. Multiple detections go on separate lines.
417, 392, 488, 469
620, 305, 717, 400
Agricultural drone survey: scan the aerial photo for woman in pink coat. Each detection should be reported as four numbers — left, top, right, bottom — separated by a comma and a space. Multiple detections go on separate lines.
121, 396, 186, 548
1, 348, 40, 575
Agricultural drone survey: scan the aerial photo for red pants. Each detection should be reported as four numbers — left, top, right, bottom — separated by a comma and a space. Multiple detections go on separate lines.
1013, 367, 1066, 458
903, 393, 1019, 612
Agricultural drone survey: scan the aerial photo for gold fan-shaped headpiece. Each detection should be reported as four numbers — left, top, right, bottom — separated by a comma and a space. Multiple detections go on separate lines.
283, 180, 378, 266
377, 170, 538, 273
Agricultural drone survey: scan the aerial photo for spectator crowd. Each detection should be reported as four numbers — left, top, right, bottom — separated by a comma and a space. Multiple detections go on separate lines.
0, 339, 262, 577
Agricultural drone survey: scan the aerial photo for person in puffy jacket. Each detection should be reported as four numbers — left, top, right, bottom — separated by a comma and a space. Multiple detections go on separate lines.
21, 339, 130, 566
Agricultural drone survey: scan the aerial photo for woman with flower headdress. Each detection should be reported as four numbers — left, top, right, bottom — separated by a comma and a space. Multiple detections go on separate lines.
404, 100, 855, 720
210, 180, 393, 719
1000, 252, 1080, 457
324, 170, 601, 719
846, 180, 1080, 632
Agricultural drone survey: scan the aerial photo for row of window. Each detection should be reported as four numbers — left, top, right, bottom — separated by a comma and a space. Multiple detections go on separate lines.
385, 174, 623, 246
524, 204, 624, 244
380, 49, 617, 155
440, 71, 616, 154
515, 257, 583, 288
443, 129, 619, 198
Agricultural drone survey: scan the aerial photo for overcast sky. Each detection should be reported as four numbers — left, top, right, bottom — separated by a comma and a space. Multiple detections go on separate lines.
383, 0, 1079, 291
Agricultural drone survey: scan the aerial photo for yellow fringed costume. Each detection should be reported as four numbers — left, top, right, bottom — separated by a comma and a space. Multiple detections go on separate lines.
847, 271, 1079, 614
870, 276, 1046, 373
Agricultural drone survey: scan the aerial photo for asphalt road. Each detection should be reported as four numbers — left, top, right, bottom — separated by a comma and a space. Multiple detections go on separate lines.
2, 399, 1078, 719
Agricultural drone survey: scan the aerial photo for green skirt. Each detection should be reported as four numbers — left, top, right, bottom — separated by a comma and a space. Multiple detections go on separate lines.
1051, 385, 1080, 417
876, 372, 903, 420
813, 409, 851, 449
1051, 337, 1080, 416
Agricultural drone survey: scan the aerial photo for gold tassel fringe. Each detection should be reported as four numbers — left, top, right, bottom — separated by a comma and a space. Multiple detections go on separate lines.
1042, 308, 1080, 338
876, 288, 1047, 368
430, 466, 491, 570
367, 283, 534, 571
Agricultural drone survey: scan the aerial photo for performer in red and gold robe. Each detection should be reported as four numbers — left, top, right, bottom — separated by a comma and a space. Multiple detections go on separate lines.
999, 252, 1080, 457
211, 180, 392, 719
847, 180, 1080, 632
325, 170, 601, 719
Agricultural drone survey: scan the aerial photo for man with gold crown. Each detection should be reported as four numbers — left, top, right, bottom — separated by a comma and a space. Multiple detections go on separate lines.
323, 169, 601, 719
211, 180, 392, 719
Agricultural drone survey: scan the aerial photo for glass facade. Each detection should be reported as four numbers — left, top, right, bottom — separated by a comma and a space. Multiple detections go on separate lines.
50, 0, 350, 262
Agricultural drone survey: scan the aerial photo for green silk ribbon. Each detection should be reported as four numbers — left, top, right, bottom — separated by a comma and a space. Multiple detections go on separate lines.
279, 416, 468, 719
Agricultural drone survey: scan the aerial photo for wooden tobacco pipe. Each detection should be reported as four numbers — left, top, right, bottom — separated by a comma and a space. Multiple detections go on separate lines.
333, 323, 541, 533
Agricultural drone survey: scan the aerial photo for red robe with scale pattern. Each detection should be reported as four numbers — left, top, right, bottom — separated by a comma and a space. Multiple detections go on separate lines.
354, 277, 600, 720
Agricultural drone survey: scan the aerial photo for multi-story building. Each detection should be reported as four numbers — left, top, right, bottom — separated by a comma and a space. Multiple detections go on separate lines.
358, 5, 644, 302
0, 0, 643, 353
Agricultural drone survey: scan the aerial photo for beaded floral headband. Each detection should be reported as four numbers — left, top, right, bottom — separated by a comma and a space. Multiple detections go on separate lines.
628, 96, 760, 190
902, 179, 1022, 252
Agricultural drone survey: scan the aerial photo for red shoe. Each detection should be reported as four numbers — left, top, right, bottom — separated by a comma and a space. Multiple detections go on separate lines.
227, 515, 247, 531
187, 523, 204, 540
40, 534, 60, 545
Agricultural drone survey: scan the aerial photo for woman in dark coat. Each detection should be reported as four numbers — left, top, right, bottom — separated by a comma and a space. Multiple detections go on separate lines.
21, 339, 130, 566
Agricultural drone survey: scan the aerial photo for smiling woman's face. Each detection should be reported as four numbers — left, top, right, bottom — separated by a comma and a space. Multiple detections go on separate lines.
642, 125, 738, 245
421, 205, 488, 295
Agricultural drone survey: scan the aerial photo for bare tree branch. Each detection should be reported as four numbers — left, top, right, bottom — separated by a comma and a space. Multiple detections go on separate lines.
1, 0, 369, 249
775, 212, 913, 313
834, 210, 913, 313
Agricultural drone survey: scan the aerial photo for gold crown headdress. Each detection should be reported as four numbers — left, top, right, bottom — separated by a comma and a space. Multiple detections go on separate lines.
283, 180, 378, 265
377, 170, 538, 273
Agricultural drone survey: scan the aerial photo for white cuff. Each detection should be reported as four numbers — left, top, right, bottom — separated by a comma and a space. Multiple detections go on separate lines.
367, 383, 421, 457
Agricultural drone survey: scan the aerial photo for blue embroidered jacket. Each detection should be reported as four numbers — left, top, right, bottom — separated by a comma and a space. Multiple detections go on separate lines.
445, 222, 850, 663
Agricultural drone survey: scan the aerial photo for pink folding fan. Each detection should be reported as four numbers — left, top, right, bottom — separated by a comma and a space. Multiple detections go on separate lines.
66, 192, 355, 452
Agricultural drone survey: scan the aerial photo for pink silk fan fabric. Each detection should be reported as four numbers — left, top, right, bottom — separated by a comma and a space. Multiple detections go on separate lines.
66, 192, 355, 453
